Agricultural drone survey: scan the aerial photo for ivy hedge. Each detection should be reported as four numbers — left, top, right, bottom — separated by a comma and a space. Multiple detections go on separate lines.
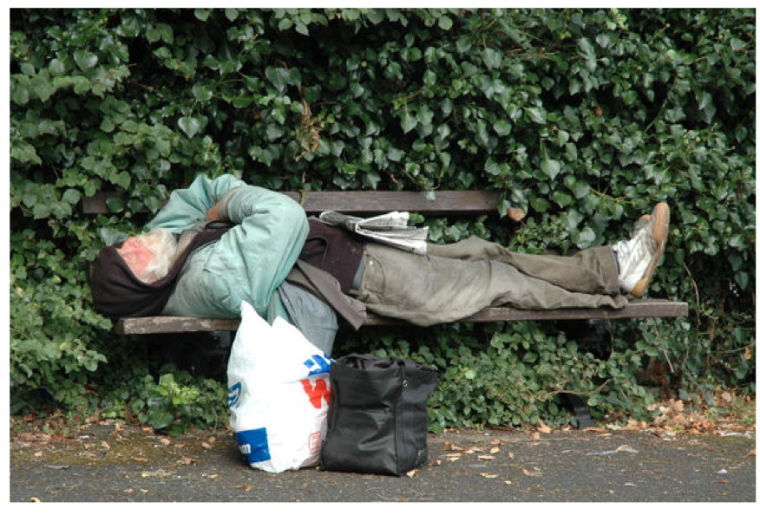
10, 8, 755, 434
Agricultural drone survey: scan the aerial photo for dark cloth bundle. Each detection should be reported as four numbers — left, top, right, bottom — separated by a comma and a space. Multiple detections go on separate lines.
320, 354, 439, 476
89, 222, 230, 318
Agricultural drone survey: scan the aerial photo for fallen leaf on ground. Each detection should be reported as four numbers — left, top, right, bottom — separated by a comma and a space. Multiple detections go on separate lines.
177, 456, 197, 466
489, 447, 501, 454
522, 468, 543, 477
481, 473, 498, 479
477, 455, 495, 461
406, 469, 418, 477
141, 469, 172, 478
586, 445, 639, 456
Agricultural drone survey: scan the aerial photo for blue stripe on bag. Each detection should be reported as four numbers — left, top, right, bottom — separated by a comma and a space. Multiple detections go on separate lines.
235, 428, 271, 464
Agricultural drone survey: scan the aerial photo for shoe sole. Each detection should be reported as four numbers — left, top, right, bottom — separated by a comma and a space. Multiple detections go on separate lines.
631, 202, 669, 298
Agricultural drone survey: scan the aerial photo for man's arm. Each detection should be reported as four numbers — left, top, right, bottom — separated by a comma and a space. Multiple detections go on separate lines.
145, 174, 246, 232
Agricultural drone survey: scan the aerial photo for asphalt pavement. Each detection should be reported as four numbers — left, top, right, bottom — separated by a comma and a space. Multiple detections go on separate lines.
9, 422, 756, 503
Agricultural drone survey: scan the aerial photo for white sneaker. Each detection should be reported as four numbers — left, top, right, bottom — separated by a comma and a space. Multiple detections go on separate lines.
613, 203, 670, 298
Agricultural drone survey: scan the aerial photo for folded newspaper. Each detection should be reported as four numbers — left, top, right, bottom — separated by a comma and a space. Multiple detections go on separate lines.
318, 211, 429, 255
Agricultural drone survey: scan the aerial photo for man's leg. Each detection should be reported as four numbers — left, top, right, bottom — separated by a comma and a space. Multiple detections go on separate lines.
427, 237, 620, 296
357, 243, 627, 327
427, 201, 670, 299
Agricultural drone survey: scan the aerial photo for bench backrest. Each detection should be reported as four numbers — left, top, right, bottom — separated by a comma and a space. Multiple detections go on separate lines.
82, 190, 500, 216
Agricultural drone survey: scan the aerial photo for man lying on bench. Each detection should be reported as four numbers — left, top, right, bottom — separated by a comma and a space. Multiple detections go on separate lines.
89, 174, 670, 355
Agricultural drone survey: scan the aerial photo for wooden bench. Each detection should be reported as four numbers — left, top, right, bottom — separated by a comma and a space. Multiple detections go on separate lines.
83, 190, 688, 335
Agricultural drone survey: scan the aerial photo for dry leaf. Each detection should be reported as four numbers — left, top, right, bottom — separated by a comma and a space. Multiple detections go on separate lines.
141, 469, 171, 478
537, 422, 552, 434
124, 488, 134, 494
201, 442, 212, 450
34, 451, 43, 457
443, 441, 464, 451
530, 432, 541, 440
238, 485, 253, 492
406, 469, 418, 477
177, 456, 197, 466
522, 468, 543, 477
101, 440, 111, 451
132, 457, 148, 462
159, 437, 171, 446
206, 473, 219, 479
490, 439, 502, 446
477, 455, 495, 461
503, 480, 513, 485
507, 207, 526, 222
481, 473, 498, 479
28, 497, 41, 503
489, 447, 501, 454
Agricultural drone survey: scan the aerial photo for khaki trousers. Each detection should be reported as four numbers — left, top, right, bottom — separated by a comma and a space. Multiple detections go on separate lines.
356, 237, 627, 326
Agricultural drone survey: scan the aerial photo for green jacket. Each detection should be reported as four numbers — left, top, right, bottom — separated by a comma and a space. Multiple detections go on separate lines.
145, 174, 308, 322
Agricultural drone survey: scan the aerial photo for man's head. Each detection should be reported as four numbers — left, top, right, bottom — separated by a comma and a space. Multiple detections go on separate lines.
116, 229, 178, 283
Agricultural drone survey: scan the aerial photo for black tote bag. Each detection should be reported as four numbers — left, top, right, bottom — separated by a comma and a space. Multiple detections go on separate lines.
320, 354, 438, 476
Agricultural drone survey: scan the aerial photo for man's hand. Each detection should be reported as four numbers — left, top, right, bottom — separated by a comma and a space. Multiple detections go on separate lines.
205, 202, 223, 222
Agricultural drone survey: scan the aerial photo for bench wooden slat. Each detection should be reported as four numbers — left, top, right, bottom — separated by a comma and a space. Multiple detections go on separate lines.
83, 190, 500, 216
114, 299, 688, 335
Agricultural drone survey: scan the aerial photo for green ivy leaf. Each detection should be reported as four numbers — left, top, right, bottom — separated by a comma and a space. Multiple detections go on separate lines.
482, 48, 502, 69
178, 116, 200, 138
540, 157, 561, 180
400, 112, 417, 134
61, 189, 81, 205
73, 50, 98, 70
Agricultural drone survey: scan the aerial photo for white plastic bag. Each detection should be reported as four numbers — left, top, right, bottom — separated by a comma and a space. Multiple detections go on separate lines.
227, 300, 332, 473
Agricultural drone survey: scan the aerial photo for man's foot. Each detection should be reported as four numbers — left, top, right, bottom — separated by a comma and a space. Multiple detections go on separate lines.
613, 202, 670, 298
